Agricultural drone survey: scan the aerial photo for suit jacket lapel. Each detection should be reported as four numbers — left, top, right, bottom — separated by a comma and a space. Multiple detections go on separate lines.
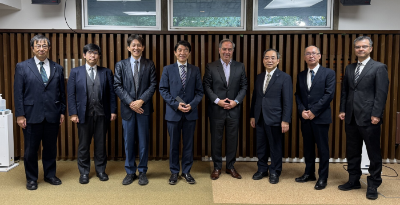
265, 69, 280, 95
139, 57, 146, 87
124, 58, 135, 91
174, 63, 183, 90
28, 58, 45, 87
45, 60, 56, 87
258, 71, 266, 96
355, 59, 374, 87
309, 67, 325, 92
78, 66, 87, 94
185, 64, 192, 90
98, 67, 104, 98
216, 61, 228, 88
228, 61, 236, 88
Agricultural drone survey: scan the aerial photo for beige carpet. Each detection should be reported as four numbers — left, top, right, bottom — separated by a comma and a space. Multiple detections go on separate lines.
0, 160, 399, 204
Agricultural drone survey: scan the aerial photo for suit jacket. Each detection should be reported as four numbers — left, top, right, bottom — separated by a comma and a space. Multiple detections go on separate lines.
203, 60, 247, 119
14, 58, 66, 124
67, 66, 117, 123
339, 59, 389, 126
114, 57, 157, 120
159, 63, 204, 122
250, 69, 292, 126
295, 66, 336, 124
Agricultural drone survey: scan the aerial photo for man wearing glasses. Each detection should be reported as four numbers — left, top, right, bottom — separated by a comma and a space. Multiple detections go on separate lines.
339, 36, 389, 200
67, 44, 117, 184
294, 46, 335, 190
14, 35, 66, 190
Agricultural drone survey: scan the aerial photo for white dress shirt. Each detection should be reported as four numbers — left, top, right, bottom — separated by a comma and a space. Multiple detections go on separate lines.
356, 56, 370, 75
85, 64, 97, 80
307, 64, 320, 90
177, 61, 188, 76
263, 67, 277, 91
34, 56, 50, 78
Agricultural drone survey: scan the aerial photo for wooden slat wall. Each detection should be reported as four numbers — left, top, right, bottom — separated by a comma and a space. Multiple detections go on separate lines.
1, 31, 400, 161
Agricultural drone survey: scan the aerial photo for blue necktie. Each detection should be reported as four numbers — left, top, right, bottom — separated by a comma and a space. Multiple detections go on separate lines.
39, 62, 48, 84
310, 70, 315, 83
180, 65, 186, 89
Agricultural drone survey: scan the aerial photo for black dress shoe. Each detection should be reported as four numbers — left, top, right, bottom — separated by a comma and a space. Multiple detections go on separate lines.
252, 171, 268, 180
314, 179, 327, 190
138, 172, 149, 185
181, 173, 196, 184
295, 174, 316, 183
44, 177, 62, 185
79, 174, 89, 184
169, 173, 178, 185
96, 172, 109, 181
26, 181, 38, 190
122, 174, 137, 185
269, 174, 279, 184
338, 181, 361, 191
366, 187, 378, 200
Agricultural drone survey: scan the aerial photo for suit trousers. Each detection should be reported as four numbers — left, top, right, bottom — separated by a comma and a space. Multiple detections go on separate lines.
77, 114, 107, 175
23, 119, 59, 181
301, 120, 330, 180
256, 116, 283, 176
210, 115, 239, 170
345, 115, 382, 188
122, 113, 150, 174
167, 115, 196, 174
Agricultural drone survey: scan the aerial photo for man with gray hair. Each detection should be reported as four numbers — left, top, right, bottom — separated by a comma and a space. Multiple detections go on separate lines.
339, 36, 389, 200
203, 39, 247, 180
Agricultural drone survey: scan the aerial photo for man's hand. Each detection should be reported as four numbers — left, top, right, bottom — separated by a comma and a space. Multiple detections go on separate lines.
302, 110, 310, 120
60, 114, 65, 125
308, 110, 315, 120
110, 113, 117, 121
250, 118, 256, 128
217, 99, 230, 109
178, 103, 190, 113
130, 101, 144, 114
371, 116, 380, 125
70, 114, 79, 123
281, 121, 289, 133
224, 99, 238, 110
339, 112, 345, 120
17, 116, 27, 129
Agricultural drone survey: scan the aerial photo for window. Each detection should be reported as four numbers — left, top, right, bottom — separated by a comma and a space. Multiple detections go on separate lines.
82, 0, 161, 30
168, 0, 246, 31
253, 0, 333, 30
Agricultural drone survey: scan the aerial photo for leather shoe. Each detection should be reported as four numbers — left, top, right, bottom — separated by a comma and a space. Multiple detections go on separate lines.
210, 169, 221, 180
366, 187, 378, 200
96, 172, 109, 181
138, 172, 149, 185
338, 181, 361, 191
44, 176, 62, 185
79, 174, 89, 184
269, 174, 279, 184
314, 179, 327, 190
252, 171, 268, 180
122, 174, 137, 185
226, 168, 242, 179
169, 173, 179, 185
181, 173, 196, 184
26, 181, 38, 190
295, 173, 316, 183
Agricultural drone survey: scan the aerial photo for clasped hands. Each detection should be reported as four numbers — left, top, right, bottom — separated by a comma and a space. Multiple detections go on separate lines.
218, 98, 237, 110
70, 113, 116, 123
338, 112, 380, 125
130, 99, 145, 114
302, 110, 315, 120
178, 102, 191, 113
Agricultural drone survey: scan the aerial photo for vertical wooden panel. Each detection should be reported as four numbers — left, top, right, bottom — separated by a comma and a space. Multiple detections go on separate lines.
166, 35, 171, 158
328, 34, 335, 158
284, 34, 291, 158
159, 35, 164, 158
380, 35, 389, 159
66, 33, 73, 160
207, 35, 212, 157
387, 35, 397, 159
334, 34, 343, 159
299, 34, 306, 159
249, 35, 255, 158
151, 35, 157, 158
201, 35, 206, 157
109, 34, 116, 159
59, 33, 66, 160
116, 34, 123, 158
291, 34, 299, 159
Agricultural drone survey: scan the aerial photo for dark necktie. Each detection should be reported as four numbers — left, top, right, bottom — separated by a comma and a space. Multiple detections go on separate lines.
310, 70, 315, 83
39, 62, 48, 84
89, 67, 94, 81
134, 61, 139, 92
354, 63, 362, 84
180, 65, 186, 89
263, 74, 271, 94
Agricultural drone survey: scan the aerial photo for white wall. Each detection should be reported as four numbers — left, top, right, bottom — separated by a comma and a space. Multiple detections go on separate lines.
338, 0, 400, 30
0, 0, 21, 10
0, 0, 76, 29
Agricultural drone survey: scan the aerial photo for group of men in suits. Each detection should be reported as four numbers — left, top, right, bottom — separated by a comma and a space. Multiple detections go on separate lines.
14, 35, 388, 200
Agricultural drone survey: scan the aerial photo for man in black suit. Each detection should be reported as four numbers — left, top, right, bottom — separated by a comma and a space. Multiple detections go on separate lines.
203, 39, 247, 180
14, 35, 66, 190
338, 36, 389, 200
159, 40, 204, 185
114, 34, 157, 186
250, 49, 292, 184
294, 46, 335, 190
67, 44, 117, 184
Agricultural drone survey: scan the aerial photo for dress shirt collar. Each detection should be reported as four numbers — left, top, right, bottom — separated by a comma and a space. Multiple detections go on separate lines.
308, 64, 320, 74
265, 67, 277, 77
130, 56, 141, 65
177, 61, 188, 69
34, 56, 49, 66
85, 63, 97, 72
358, 56, 370, 65
220, 58, 232, 66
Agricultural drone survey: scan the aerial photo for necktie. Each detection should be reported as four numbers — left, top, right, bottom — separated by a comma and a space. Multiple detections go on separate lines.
134, 61, 139, 92
180, 65, 186, 89
89, 67, 94, 81
354, 63, 362, 84
263, 74, 271, 94
39, 62, 48, 84
310, 70, 315, 83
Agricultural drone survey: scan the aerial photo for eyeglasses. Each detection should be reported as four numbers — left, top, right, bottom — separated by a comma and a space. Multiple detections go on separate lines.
87, 51, 99, 55
305, 52, 320, 56
355, 45, 370, 49
177, 48, 189, 53
221, 48, 234, 52
34, 45, 49, 49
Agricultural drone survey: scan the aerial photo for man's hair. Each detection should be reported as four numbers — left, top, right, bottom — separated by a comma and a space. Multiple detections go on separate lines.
127, 34, 145, 46
83, 44, 101, 55
263, 48, 281, 59
174, 40, 191, 52
30, 35, 51, 47
353, 36, 373, 47
219, 39, 235, 49
304, 45, 321, 54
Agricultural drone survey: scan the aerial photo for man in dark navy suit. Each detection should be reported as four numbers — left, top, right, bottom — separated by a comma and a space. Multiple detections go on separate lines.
159, 40, 203, 185
14, 35, 66, 190
114, 34, 157, 186
294, 46, 335, 190
67, 44, 117, 184
250, 49, 292, 184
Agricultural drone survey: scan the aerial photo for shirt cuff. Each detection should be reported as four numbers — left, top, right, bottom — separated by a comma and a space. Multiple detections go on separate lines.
234, 100, 239, 105
214, 98, 220, 104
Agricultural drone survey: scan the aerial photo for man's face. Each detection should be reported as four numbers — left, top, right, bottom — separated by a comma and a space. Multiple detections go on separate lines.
83, 50, 100, 66
219, 41, 234, 63
174, 45, 191, 64
304, 46, 321, 68
32, 40, 50, 60
354, 39, 373, 59
263, 50, 280, 70
127, 39, 144, 59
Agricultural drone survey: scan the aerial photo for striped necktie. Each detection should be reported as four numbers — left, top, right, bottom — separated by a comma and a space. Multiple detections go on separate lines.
89, 67, 94, 81
180, 65, 186, 89
354, 63, 362, 84
263, 74, 271, 94
134, 61, 139, 92
39, 62, 48, 84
